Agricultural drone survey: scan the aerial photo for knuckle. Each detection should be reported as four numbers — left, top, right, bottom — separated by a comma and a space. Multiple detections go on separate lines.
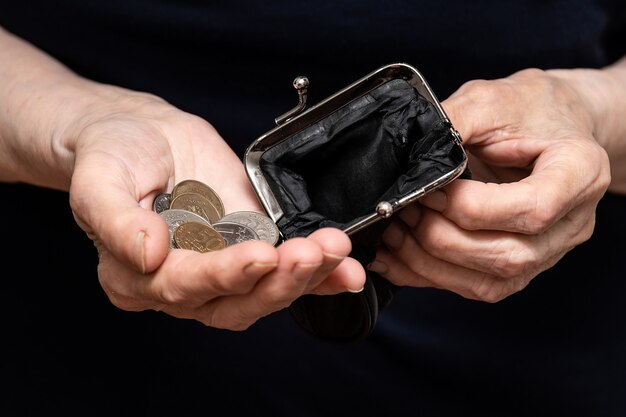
256, 287, 293, 312
158, 284, 188, 305
177, 112, 219, 137
523, 206, 556, 234
511, 186, 556, 234
202, 310, 255, 331
469, 275, 528, 303
457, 78, 514, 107
492, 246, 538, 279
578, 218, 596, 242
457, 198, 489, 230
469, 276, 507, 303
458, 79, 490, 96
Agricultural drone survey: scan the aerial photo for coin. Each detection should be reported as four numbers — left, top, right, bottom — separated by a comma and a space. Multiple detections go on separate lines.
170, 192, 222, 224
159, 208, 211, 248
212, 221, 259, 247
153, 192, 172, 213
171, 179, 224, 219
217, 211, 280, 246
155, 179, 281, 252
173, 221, 225, 252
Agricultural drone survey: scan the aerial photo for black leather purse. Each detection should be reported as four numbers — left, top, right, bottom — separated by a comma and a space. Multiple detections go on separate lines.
244, 63, 469, 342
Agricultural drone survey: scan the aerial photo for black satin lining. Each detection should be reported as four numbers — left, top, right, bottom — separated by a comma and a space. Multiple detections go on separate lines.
259, 78, 462, 239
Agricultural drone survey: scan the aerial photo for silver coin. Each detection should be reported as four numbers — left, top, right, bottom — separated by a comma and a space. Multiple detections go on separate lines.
159, 208, 211, 248
212, 221, 259, 247
153, 192, 172, 213
218, 211, 280, 246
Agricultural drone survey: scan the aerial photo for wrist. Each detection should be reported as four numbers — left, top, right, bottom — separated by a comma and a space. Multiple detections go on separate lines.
548, 59, 626, 193
0, 27, 89, 189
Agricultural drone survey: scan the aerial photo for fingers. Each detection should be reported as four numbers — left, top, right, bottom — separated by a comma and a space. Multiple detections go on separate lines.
189, 228, 363, 330
372, 222, 569, 303
98, 227, 362, 331
302, 227, 364, 293
370, 200, 596, 301
368, 246, 434, 289
189, 236, 325, 329
98, 239, 279, 310
421, 161, 605, 236
370, 218, 530, 302
309, 256, 365, 295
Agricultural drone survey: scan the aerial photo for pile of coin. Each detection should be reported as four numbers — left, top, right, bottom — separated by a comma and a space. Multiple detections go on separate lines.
153, 179, 280, 252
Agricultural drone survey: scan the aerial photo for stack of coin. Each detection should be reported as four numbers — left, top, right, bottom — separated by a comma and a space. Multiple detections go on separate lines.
153, 179, 281, 252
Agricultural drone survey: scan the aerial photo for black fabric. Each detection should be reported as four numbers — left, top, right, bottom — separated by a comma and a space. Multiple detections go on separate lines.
1, 1, 626, 416
261, 78, 463, 237
288, 219, 395, 341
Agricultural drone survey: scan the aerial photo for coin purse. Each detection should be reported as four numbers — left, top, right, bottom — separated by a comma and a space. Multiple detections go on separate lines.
244, 63, 469, 342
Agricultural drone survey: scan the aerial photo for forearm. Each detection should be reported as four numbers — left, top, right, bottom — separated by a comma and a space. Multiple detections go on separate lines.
0, 26, 108, 190
549, 56, 626, 194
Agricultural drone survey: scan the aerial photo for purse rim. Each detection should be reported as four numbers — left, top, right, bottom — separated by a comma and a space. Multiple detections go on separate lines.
244, 62, 468, 236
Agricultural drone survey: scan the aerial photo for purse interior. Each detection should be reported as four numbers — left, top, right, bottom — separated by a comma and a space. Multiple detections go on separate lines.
259, 78, 465, 238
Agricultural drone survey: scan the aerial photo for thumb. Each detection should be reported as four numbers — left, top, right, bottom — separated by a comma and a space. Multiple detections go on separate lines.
69, 161, 170, 274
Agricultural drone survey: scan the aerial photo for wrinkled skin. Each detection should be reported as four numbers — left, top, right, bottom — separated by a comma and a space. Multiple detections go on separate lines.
0, 27, 366, 331
370, 67, 619, 302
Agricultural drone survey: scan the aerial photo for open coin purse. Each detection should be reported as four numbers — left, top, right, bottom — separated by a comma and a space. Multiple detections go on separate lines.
244, 63, 469, 342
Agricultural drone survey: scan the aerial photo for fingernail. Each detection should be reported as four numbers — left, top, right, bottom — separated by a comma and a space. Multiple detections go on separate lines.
244, 262, 277, 276
368, 260, 388, 275
322, 251, 346, 262
382, 222, 404, 249
292, 262, 321, 281
347, 286, 364, 293
421, 190, 447, 212
135, 230, 147, 274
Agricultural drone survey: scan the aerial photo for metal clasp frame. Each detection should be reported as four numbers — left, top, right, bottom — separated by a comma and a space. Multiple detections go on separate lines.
244, 63, 467, 236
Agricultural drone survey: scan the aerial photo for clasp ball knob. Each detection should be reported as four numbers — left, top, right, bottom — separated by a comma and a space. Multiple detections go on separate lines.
293, 76, 309, 90
376, 201, 393, 218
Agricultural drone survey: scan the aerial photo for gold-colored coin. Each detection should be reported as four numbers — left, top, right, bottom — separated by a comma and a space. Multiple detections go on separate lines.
173, 221, 225, 252
171, 179, 225, 219
170, 192, 222, 224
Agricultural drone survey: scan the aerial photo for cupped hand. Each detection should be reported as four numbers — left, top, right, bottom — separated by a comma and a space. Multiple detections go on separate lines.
370, 68, 611, 302
66, 88, 364, 329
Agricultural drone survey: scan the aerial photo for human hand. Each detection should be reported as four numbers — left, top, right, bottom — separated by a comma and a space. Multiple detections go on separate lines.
0, 27, 364, 330
65, 88, 365, 329
369, 68, 611, 302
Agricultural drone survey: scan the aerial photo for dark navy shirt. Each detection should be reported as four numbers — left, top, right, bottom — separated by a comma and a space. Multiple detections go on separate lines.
1, 1, 625, 416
